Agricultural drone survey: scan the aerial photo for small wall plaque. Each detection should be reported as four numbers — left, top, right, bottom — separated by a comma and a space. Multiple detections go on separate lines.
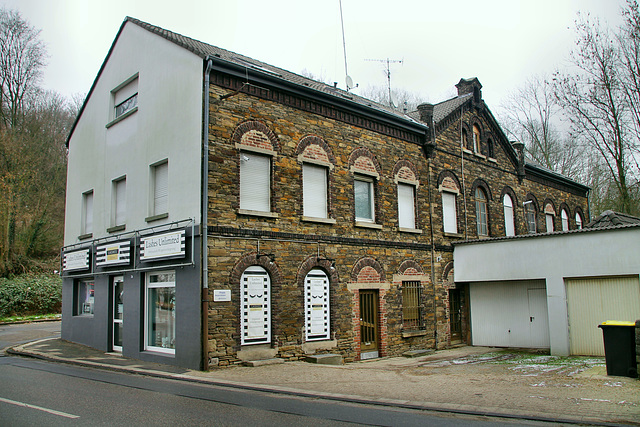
213, 289, 231, 302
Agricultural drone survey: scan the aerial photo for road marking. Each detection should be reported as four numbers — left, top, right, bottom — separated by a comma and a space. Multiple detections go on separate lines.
0, 396, 80, 419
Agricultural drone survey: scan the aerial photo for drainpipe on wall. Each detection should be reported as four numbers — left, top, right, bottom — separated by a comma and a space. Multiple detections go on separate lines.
201, 57, 213, 371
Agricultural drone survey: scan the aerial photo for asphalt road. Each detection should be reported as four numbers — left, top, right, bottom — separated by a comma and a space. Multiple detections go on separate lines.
0, 356, 557, 427
0, 320, 61, 353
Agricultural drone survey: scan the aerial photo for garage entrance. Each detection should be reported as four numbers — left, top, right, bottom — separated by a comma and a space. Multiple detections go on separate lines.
565, 276, 640, 356
470, 280, 550, 349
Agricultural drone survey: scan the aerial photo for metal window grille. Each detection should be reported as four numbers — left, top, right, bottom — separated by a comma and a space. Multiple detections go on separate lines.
402, 281, 423, 330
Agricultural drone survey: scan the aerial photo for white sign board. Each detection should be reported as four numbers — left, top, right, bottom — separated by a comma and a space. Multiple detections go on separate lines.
140, 230, 185, 261
63, 249, 90, 272
213, 289, 231, 302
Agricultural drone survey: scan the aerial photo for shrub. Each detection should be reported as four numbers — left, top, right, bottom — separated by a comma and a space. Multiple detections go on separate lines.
0, 274, 62, 317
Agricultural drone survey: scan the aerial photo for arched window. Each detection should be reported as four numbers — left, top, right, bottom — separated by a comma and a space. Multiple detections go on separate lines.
575, 212, 583, 229
525, 201, 537, 233
472, 124, 481, 153
544, 204, 555, 232
475, 187, 488, 236
503, 194, 515, 237
304, 268, 330, 341
240, 266, 271, 345
462, 128, 470, 150
561, 209, 569, 231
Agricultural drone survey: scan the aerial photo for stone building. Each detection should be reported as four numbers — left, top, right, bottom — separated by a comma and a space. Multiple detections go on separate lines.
61, 17, 589, 370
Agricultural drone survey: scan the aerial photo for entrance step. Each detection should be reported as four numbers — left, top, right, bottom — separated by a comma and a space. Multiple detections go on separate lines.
243, 358, 285, 367
403, 349, 434, 358
304, 353, 343, 365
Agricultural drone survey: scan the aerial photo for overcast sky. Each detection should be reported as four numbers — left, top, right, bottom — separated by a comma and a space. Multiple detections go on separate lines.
1, 0, 627, 109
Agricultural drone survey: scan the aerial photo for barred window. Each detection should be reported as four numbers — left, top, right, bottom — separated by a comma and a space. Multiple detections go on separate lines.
402, 281, 423, 330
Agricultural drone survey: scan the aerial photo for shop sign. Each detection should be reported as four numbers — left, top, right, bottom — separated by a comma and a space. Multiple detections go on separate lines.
63, 249, 90, 272
140, 229, 185, 261
96, 241, 131, 267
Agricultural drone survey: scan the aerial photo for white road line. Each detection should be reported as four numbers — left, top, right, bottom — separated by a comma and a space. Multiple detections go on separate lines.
0, 396, 80, 419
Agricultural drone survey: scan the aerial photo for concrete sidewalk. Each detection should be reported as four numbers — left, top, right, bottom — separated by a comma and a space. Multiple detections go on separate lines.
8, 338, 640, 426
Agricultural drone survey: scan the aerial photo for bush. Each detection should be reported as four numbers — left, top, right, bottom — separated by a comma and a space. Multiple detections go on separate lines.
0, 274, 62, 317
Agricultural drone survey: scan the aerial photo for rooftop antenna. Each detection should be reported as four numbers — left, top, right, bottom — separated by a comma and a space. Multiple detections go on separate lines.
365, 57, 403, 107
339, 0, 356, 91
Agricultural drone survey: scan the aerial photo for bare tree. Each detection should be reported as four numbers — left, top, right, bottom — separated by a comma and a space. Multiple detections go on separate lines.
499, 75, 584, 181
0, 8, 46, 129
358, 84, 425, 112
553, 7, 640, 215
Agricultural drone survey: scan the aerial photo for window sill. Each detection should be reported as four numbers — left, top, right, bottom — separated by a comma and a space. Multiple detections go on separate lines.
462, 148, 473, 155
399, 227, 422, 234
78, 233, 93, 241
443, 232, 465, 239
302, 216, 336, 224
107, 224, 126, 233
106, 106, 138, 128
402, 329, 427, 338
474, 152, 487, 159
488, 157, 497, 163
355, 221, 382, 230
145, 212, 169, 223
238, 209, 279, 218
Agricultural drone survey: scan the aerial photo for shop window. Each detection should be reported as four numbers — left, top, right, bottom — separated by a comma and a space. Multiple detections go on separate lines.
402, 281, 423, 331
354, 175, 375, 222
149, 161, 168, 220
240, 152, 271, 213
303, 163, 328, 219
240, 266, 271, 345
81, 190, 93, 237
503, 194, 515, 237
74, 279, 94, 316
304, 268, 330, 341
397, 183, 416, 230
561, 209, 569, 231
475, 187, 488, 236
442, 191, 458, 234
145, 271, 176, 354
525, 201, 537, 233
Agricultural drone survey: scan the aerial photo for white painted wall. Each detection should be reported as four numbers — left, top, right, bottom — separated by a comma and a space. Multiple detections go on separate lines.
65, 22, 203, 244
454, 226, 640, 355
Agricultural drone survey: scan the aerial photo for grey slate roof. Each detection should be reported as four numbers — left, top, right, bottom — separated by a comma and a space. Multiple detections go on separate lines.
406, 93, 472, 125
586, 210, 640, 228
125, 17, 423, 127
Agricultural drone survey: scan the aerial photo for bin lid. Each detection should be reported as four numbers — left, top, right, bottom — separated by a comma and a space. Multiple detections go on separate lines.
600, 320, 636, 326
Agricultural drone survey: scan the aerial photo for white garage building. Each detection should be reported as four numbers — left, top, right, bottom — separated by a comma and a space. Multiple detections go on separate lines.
453, 223, 640, 356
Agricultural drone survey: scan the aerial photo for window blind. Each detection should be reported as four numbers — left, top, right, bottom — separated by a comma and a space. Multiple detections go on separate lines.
503, 194, 515, 237
303, 164, 327, 218
154, 162, 168, 215
240, 152, 270, 212
442, 192, 457, 233
397, 183, 415, 229
83, 192, 93, 234
115, 178, 126, 226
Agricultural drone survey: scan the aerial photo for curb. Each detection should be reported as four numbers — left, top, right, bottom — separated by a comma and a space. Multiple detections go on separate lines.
7, 341, 631, 427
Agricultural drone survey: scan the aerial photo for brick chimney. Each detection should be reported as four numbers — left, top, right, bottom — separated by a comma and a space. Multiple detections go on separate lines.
416, 103, 434, 124
455, 78, 482, 103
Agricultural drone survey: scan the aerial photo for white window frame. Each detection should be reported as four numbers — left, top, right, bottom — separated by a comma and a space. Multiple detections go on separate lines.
354, 175, 375, 222
442, 191, 458, 234
145, 271, 176, 355
397, 183, 416, 230
239, 151, 271, 213
561, 209, 569, 231
240, 266, 271, 345
503, 194, 515, 237
546, 213, 554, 232
303, 163, 328, 219
112, 177, 126, 227
304, 268, 330, 341
150, 161, 168, 218
525, 202, 537, 234
475, 188, 488, 236
82, 190, 93, 236
575, 212, 583, 229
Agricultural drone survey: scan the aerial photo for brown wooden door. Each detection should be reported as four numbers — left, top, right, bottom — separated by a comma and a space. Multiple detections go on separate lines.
449, 289, 462, 343
360, 290, 379, 354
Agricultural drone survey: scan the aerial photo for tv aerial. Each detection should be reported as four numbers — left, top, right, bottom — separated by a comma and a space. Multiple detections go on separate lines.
365, 57, 403, 107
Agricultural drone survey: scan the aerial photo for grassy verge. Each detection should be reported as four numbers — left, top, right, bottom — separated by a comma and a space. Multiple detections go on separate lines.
0, 313, 61, 324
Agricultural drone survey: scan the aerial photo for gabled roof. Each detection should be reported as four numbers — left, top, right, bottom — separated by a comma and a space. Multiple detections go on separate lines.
67, 17, 426, 146
586, 210, 640, 228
